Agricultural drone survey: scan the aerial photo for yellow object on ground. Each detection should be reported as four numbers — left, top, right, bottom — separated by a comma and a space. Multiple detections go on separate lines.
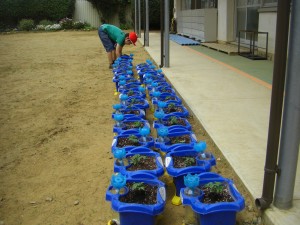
172, 195, 182, 206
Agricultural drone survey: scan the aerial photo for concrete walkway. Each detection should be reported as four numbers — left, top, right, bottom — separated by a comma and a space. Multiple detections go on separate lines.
138, 32, 300, 225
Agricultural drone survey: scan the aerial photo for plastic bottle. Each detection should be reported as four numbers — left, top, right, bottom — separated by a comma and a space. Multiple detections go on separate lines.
139, 126, 150, 142
183, 174, 201, 225
194, 141, 207, 159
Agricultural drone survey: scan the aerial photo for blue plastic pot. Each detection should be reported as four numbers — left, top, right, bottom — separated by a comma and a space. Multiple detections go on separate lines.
117, 81, 141, 92
154, 128, 197, 152
149, 87, 175, 98
165, 150, 211, 197
144, 75, 165, 83
106, 174, 166, 225
154, 115, 192, 131
114, 150, 164, 178
180, 172, 245, 225
151, 93, 182, 104
113, 70, 134, 79
146, 81, 170, 91
120, 89, 146, 99
126, 97, 149, 110
154, 104, 189, 118
169, 145, 217, 167
112, 130, 154, 153
113, 116, 150, 134
112, 107, 146, 119
114, 78, 138, 92
113, 63, 132, 71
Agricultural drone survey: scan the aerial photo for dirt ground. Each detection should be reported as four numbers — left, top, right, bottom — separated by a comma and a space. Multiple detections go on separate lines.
0, 31, 263, 225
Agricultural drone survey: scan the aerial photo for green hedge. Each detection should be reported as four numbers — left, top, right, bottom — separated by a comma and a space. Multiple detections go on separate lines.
0, 0, 75, 28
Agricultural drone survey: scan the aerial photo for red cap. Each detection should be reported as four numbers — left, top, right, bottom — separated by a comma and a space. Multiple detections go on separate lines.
129, 32, 138, 45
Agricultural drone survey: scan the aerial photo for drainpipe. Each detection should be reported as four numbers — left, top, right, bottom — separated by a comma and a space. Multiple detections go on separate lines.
134, 0, 138, 33
138, 0, 141, 38
164, 0, 170, 67
274, 0, 300, 210
160, 0, 164, 68
255, 0, 291, 210
144, 0, 149, 47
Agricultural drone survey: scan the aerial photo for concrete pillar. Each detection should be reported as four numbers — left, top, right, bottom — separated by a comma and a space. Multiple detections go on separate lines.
218, 0, 235, 42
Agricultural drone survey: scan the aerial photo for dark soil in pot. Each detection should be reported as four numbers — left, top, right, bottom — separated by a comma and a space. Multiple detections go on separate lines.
122, 110, 140, 115
127, 155, 157, 171
160, 96, 177, 101
128, 99, 144, 105
163, 106, 184, 114
123, 121, 145, 129
117, 136, 141, 147
159, 89, 173, 94
163, 117, 186, 126
169, 135, 191, 144
172, 156, 196, 168
200, 182, 234, 204
119, 182, 158, 204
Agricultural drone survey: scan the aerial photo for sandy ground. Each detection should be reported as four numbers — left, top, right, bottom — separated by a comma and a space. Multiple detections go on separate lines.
0, 31, 262, 225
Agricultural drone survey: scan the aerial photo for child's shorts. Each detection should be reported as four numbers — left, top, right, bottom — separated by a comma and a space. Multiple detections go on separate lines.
98, 26, 116, 52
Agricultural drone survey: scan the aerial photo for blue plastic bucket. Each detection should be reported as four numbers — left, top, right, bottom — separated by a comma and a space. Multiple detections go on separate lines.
180, 172, 245, 225
106, 175, 166, 225
165, 150, 211, 196
114, 150, 164, 178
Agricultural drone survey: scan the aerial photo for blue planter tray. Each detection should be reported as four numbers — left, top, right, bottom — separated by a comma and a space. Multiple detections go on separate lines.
149, 87, 176, 98
165, 150, 211, 196
154, 115, 192, 131
118, 83, 141, 92
151, 93, 182, 104
112, 131, 154, 153
146, 81, 170, 91
113, 116, 150, 135
114, 79, 139, 92
154, 104, 189, 118
114, 151, 164, 178
112, 107, 146, 119
106, 175, 166, 225
168, 145, 217, 167
154, 128, 197, 152
126, 97, 149, 110
120, 90, 146, 99
180, 172, 245, 225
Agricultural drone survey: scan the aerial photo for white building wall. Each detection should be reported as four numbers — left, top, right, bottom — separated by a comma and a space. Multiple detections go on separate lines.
73, 0, 101, 28
177, 8, 217, 42
258, 12, 277, 54
218, 0, 235, 42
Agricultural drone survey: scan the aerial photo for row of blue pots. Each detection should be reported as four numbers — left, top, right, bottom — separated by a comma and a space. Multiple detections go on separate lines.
106, 56, 245, 225
137, 59, 245, 225
106, 55, 166, 225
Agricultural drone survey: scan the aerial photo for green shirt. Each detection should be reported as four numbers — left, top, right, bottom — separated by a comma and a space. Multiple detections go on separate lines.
101, 24, 126, 46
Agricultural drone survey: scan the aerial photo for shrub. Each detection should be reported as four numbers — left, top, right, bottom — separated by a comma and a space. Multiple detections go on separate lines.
73, 21, 85, 30
59, 17, 73, 29
19, 19, 35, 31
83, 23, 95, 31
120, 23, 130, 30
36, 25, 46, 30
39, 19, 53, 26
0, 0, 76, 28
45, 24, 61, 31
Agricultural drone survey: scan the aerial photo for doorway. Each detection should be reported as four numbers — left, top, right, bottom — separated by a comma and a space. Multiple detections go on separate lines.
236, 0, 261, 43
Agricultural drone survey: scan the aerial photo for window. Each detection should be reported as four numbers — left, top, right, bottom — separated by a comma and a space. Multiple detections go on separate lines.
181, 0, 217, 10
182, 0, 191, 10
236, 0, 261, 40
262, 0, 277, 7
200, 0, 217, 8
